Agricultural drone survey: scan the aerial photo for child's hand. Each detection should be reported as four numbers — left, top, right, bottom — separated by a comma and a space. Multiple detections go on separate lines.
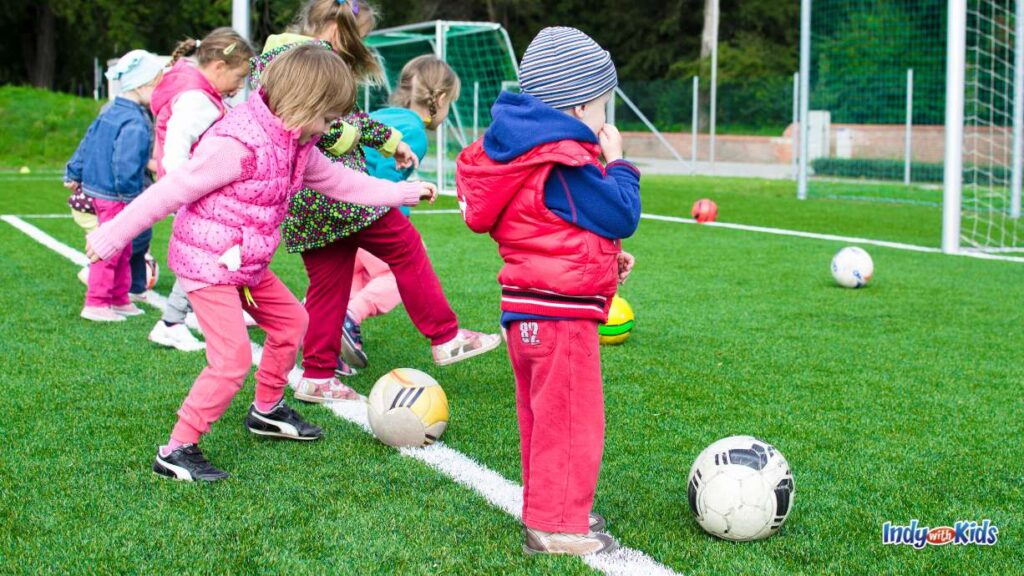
418, 182, 438, 204
617, 251, 635, 285
85, 241, 100, 263
394, 142, 419, 170
64, 181, 81, 193
599, 124, 623, 163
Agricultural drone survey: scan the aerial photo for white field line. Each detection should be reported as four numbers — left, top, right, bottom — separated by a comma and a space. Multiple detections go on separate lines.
11, 208, 1024, 264
3, 214, 683, 576
642, 213, 1024, 263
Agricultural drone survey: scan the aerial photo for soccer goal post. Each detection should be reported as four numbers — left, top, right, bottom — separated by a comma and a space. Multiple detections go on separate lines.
799, 0, 1024, 253
944, 0, 1024, 254
365, 21, 519, 194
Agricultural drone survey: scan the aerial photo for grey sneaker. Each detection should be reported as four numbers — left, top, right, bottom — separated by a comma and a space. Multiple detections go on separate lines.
589, 512, 607, 532
523, 528, 619, 556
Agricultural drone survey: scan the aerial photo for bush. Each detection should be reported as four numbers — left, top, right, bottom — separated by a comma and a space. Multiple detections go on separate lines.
811, 157, 1010, 185
0, 85, 102, 170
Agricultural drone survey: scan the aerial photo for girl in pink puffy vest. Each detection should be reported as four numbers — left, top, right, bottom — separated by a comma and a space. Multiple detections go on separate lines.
86, 45, 436, 482
147, 28, 254, 353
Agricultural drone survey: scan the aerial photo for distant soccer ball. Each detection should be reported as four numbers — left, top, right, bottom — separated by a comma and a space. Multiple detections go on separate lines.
144, 253, 159, 290
692, 198, 718, 223
599, 295, 635, 345
367, 368, 449, 448
831, 246, 873, 288
687, 435, 795, 542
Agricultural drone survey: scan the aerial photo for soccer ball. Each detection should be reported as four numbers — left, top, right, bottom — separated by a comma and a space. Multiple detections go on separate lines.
144, 253, 159, 290
692, 198, 718, 223
367, 368, 449, 448
599, 295, 635, 345
831, 246, 873, 288
687, 435, 795, 541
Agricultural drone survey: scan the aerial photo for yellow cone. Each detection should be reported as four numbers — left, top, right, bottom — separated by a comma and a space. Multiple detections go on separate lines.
19, 166, 30, 174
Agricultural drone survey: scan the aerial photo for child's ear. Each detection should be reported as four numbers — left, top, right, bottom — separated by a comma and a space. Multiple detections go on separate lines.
570, 104, 586, 119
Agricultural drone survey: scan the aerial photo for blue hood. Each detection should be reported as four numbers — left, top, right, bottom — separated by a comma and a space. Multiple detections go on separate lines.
483, 91, 598, 162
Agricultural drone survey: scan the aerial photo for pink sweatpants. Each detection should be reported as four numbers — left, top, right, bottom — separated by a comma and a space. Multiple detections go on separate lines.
86, 198, 131, 307
507, 318, 605, 534
347, 249, 401, 324
171, 270, 308, 445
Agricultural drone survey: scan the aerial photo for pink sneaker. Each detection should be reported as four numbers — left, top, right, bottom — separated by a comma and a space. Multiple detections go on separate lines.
112, 303, 145, 317
81, 306, 126, 322
294, 377, 361, 403
432, 329, 502, 366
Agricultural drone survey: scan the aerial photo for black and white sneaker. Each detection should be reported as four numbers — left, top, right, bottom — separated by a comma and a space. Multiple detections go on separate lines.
245, 401, 323, 441
153, 444, 230, 482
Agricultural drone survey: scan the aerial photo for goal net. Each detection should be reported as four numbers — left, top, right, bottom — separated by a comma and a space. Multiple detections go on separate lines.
803, 0, 946, 204
955, 0, 1024, 252
365, 21, 519, 192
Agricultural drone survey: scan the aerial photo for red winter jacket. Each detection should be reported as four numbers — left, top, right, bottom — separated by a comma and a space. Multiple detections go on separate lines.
456, 138, 620, 322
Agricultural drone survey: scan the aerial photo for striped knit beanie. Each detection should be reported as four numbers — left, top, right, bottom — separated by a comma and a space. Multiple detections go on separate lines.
519, 27, 618, 110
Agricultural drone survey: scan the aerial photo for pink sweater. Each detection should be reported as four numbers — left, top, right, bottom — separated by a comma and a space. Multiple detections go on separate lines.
87, 135, 423, 291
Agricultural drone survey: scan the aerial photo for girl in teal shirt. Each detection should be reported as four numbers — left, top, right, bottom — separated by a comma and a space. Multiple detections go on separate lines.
340, 56, 463, 376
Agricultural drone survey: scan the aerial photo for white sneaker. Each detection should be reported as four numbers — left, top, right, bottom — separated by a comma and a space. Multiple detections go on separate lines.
184, 313, 201, 332
130, 290, 159, 305
522, 528, 619, 555
81, 306, 126, 322
432, 329, 502, 366
112, 303, 145, 317
149, 321, 205, 352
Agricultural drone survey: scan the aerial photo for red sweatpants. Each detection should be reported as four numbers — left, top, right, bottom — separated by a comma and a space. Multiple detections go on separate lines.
507, 318, 605, 534
300, 209, 459, 379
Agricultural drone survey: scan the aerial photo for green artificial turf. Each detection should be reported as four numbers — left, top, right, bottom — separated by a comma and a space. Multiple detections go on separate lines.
1, 176, 1019, 574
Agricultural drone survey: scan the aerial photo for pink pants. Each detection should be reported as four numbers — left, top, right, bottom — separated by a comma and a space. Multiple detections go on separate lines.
301, 209, 459, 379
348, 249, 401, 324
86, 198, 131, 307
171, 270, 308, 445
507, 318, 605, 534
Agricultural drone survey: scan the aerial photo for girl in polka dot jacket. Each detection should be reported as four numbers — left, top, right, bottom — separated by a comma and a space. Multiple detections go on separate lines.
252, 0, 501, 405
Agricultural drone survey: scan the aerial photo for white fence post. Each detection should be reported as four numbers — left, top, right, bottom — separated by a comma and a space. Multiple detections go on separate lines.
692, 76, 699, 171
1011, 0, 1024, 218
943, 0, 966, 253
709, 6, 719, 169
905, 68, 914, 186
473, 81, 480, 141
792, 71, 799, 179
798, 0, 811, 200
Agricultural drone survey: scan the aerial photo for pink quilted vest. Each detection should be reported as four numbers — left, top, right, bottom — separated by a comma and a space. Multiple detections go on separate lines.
167, 91, 316, 287
151, 60, 226, 179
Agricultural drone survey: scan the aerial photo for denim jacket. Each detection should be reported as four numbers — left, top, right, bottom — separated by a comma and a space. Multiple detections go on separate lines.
65, 97, 153, 202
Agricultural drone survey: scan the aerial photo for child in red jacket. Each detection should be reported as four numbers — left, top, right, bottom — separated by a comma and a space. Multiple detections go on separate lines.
456, 27, 640, 555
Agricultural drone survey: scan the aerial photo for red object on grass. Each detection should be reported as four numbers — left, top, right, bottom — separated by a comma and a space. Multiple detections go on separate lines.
691, 198, 718, 223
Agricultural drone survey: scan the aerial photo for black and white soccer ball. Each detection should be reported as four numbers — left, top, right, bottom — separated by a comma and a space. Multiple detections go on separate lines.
687, 435, 795, 541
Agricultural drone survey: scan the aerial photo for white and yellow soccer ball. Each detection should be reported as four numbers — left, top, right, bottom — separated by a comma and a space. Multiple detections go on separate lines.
367, 368, 449, 448
831, 246, 873, 288
687, 435, 795, 541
